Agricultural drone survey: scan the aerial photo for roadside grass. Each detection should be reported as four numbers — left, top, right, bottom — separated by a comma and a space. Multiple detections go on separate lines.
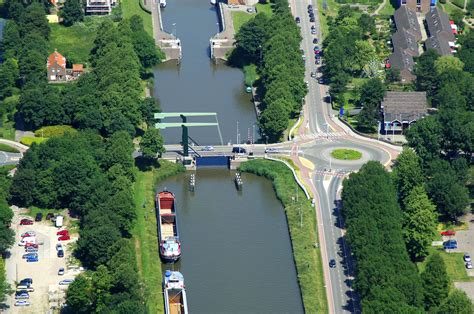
243, 64, 258, 86
233, 11, 253, 33
331, 149, 362, 160
438, 221, 469, 232
20, 137, 47, 146
0, 144, 19, 153
133, 160, 185, 313
318, 0, 339, 39
418, 247, 474, 284
49, 22, 96, 65
239, 159, 327, 313
255, 3, 273, 16
121, 0, 153, 36
0, 120, 15, 140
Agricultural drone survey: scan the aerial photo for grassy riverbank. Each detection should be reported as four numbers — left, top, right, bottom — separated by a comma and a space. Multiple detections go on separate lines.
239, 159, 328, 313
121, 0, 153, 37
133, 160, 185, 313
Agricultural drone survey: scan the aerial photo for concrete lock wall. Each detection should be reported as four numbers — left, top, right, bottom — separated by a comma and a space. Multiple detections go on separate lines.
195, 156, 230, 167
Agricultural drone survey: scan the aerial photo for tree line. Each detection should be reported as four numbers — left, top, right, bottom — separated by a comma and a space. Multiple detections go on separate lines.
342, 161, 473, 313
233, 0, 306, 142
0, 167, 15, 303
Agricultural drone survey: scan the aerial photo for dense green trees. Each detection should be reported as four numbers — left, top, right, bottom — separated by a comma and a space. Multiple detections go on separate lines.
60, 0, 84, 26
140, 128, 165, 160
357, 78, 385, 130
421, 253, 449, 310
342, 161, 424, 311
458, 32, 474, 75
437, 290, 474, 314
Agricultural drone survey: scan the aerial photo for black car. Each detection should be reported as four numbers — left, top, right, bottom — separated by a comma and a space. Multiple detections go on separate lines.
46, 213, 54, 220
19, 278, 33, 286
308, 4, 313, 9
57, 249, 64, 258
295, 17, 300, 23
35, 213, 42, 222
329, 259, 336, 268
310, 17, 315, 22
232, 147, 247, 154
313, 38, 318, 44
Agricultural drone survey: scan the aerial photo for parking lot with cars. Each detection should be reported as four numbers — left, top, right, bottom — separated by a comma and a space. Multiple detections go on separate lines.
4, 207, 79, 312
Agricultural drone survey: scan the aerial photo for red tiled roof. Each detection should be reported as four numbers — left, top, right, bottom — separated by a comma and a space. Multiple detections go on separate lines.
47, 51, 66, 69
72, 64, 84, 72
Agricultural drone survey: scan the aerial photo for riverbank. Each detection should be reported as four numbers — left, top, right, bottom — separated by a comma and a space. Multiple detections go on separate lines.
239, 159, 328, 313
133, 160, 185, 313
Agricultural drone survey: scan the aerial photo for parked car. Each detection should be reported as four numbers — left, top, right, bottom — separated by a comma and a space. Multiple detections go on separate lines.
464, 253, 471, 262
58, 235, 70, 241
22, 253, 38, 259
35, 213, 43, 222
19, 219, 33, 226
58, 267, 65, 276
308, 4, 313, 9
57, 230, 69, 236
246, 7, 254, 13
313, 38, 318, 44
316, 59, 321, 65
201, 146, 215, 152
25, 243, 38, 249
14, 300, 30, 306
19, 237, 36, 246
440, 230, 456, 236
265, 148, 277, 153
466, 262, 473, 269
232, 147, 246, 154
329, 259, 336, 268
15, 292, 29, 299
59, 279, 74, 285
57, 249, 64, 258
46, 213, 54, 220
295, 16, 300, 23
56, 243, 63, 251
443, 239, 458, 249
16, 286, 34, 292
26, 256, 39, 262
21, 231, 36, 238
310, 17, 315, 22
19, 278, 33, 285
25, 247, 38, 253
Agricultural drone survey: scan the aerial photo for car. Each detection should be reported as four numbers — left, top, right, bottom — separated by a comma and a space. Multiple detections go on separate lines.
329, 259, 336, 268
58, 235, 70, 241
26, 256, 39, 262
313, 38, 318, 44
56, 243, 63, 251
265, 148, 278, 153
25, 243, 38, 249
58, 267, 65, 276
443, 239, 458, 249
295, 16, 300, 23
305, 81, 310, 87
59, 279, 74, 285
15, 292, 29, 299
14, 300, 30, 306
311, 29, 317, 34
57, 249, 64, 258
201, 146, 215, 152
19, 278, 33, 285
232, 147, 247, 154
46, 213, 54, 220
308, 4, 313, 9
314, 45, 320, 51
315, 59, 321, 65
310, 17, 315, 22
25, 247, 38, 253
21, 231, 36, 238
440, 230, 456, 236
464, 253, 471, 262
35, 213, 43, 222
246, 7, 254, 13
22, 253, 38, 259
310, 72, 316, 78
466, 262, 473, 269
309, 12, 314, 18
19, 219, 33, 226
57, 230, 69, 236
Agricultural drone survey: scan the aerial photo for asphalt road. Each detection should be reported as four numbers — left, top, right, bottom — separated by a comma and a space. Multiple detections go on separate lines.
0, 151, 22, 166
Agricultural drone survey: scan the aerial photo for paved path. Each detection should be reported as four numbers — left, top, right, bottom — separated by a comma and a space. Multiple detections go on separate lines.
372, 0, 387, 16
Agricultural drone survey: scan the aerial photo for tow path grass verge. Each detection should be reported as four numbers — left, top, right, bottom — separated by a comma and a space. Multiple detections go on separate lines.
239, 159, 327, 313
133, 160, 185, 313
331, 148, 362, 160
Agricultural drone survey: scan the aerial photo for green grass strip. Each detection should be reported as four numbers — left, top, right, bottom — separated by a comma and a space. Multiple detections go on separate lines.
0, 143, 19, 153
331, 149, 362, 160
240, 159, 328, 313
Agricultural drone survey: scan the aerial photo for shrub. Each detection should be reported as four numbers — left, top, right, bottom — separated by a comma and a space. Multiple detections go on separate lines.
20, 137, 47, 146
34, 125, 77, 138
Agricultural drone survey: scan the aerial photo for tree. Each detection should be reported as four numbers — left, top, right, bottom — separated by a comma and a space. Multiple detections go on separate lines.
358, 13, 375, 36
434, 56, 465, 76
259, 99, 291, 142
0, 58, 19, 99
139, 128, 165, 160
403, 186, 437, 260
19, 3, 50, 39
77, 222, 122, 268
437, 290, 473, 314
458, 32, 474, 75
392, 149, 424, 203
386, 67, 401, 83
65, 275, 93, 313
60, 0, 84, 26
405, 116, 443, 163
415, 49, 440, 97
139, 97, 160, 126
235, 13, 270, 61
357, 78, 385, 130
422, 253, 449, 310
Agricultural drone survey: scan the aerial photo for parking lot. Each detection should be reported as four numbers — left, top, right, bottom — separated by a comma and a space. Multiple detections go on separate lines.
4, 206, 79, 312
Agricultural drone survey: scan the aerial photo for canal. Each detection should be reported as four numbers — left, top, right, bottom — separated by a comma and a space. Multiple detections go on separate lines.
158, 169, 304, 313
153, 0, 257, 146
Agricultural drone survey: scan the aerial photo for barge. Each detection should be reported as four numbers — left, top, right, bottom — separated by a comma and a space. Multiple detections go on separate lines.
156, 190, 181, 263
163, 270, 189, 314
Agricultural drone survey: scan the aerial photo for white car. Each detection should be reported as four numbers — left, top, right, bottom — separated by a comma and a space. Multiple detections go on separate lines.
14, 300, 30, 306
21, 231, 36, 237
56, 243, 63, 251
59, 279, 74, 285
202, 146, 215, 151
464, 253, 471, 262
58, 268, 65, 276
466, 262, 473, 269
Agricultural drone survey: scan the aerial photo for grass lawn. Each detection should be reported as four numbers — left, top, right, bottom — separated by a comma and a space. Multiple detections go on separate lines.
243, 64, 258, 86
233, 11, 253, 33
418, 247, 474, 283
0, 144, 19, 153
0, 120, 15, 140
255, 3, 273, 16
377, 1, 396, 15
331, 149, 362, 160
240, 160, 328, 313
133, 160, 185, 313
451, 0, 466, 9
121, 0, 153, 37
49, 23, 96, 65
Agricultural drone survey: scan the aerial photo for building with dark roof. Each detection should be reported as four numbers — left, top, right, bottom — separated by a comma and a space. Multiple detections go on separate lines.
397, 0, 434, 13
381, 91, 428, 134
389, 48, 416, 82
391, 28, 420, 57
394, 6, 422, 41
425, 7, 455, 56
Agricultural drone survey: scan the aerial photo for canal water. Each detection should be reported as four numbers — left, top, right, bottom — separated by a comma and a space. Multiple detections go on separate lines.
158, 169, 304, 313
153, 0, 257, 146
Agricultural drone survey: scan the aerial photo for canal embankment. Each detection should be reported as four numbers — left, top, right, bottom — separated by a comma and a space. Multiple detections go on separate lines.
210, 2, 236, 61
240, 159, 328, 313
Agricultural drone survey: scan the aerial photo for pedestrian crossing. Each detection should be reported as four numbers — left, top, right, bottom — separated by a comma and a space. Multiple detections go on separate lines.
313, 169, 352, 178
299, 132, 346, 141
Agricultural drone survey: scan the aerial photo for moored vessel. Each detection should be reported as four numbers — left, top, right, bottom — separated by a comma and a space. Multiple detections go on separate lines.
156, 190, 181, 263
160, 0, 167, 8
163, 270, 189, 314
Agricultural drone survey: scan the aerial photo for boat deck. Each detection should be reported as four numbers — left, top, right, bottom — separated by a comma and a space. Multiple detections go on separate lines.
160, 208, 173, 214
161, 223, 175, 238
169, 302, 184, 314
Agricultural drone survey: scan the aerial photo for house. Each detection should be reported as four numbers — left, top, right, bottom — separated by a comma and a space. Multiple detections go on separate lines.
393, 6, 422, 41
391, 28, 420, 57
397, 0, 435, 13
85, 0, 117, 15
381, 91, 428, 134
72, 64, 84, 78
425, 7, 455, 56
47, 50, 67, 82
388, 48, 416, 82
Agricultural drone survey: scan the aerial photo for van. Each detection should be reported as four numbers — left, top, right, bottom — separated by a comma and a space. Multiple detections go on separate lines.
55, 215, 63, 228
19, 237, 36, 246
16, 286, 34, 292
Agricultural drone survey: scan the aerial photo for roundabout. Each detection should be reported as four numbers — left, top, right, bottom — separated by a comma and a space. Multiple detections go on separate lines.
330, 149, 361, 161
